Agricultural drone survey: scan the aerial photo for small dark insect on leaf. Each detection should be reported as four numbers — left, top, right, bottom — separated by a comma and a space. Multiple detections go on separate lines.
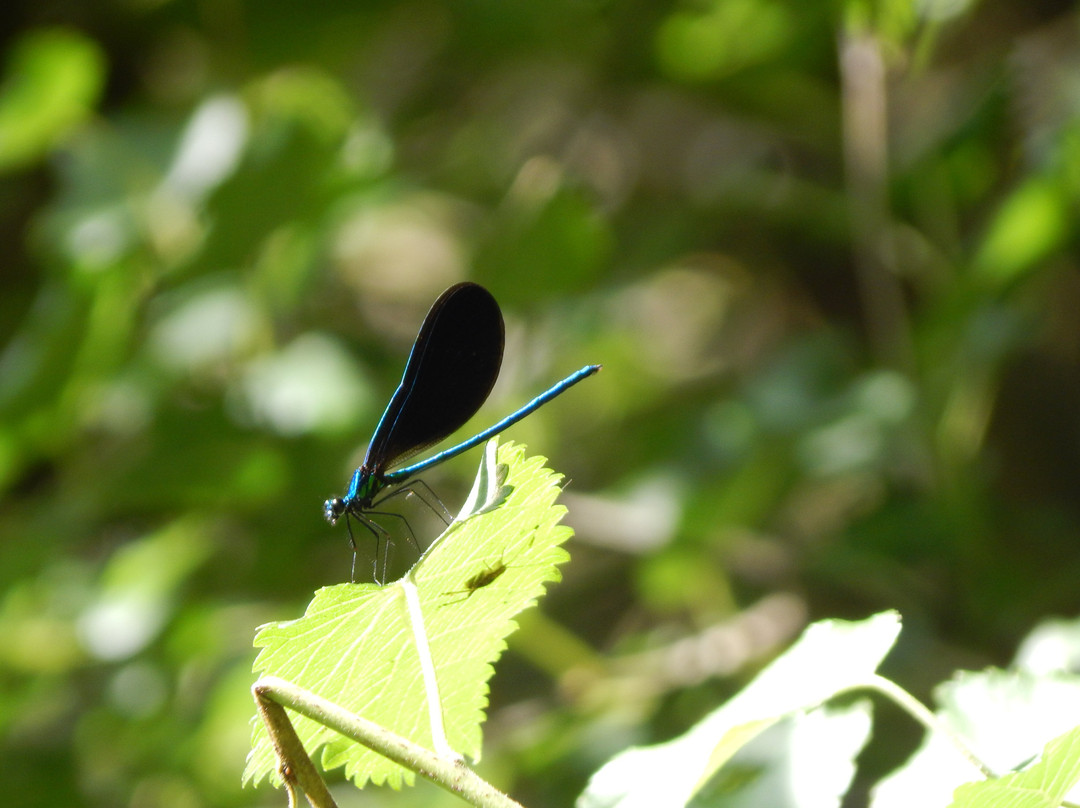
443, 560, 509, 604
465, 561, 508, 591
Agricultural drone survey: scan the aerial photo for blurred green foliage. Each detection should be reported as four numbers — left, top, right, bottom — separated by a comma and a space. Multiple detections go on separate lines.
2, 0, 1080, 806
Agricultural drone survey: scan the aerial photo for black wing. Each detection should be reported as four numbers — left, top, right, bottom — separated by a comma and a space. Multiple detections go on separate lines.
363, 282, 504, 473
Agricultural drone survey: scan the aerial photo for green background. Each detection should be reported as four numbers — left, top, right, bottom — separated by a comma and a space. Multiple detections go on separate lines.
2, 0, 1080, 805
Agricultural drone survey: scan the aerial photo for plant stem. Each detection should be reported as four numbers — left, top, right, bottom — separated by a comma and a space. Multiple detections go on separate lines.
253, 682, 339, 808
862, 673, 995, 779
253, 676, 525, 808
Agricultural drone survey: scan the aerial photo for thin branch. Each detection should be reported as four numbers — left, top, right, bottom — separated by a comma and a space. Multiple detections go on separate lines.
840, 28, 914, 371
253, 682, 339, 808
253, 676, 525, 808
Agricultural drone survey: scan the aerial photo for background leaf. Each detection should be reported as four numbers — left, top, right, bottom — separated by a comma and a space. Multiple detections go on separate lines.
0, 28, 104, 171
871, 668, 1080, 807
950, 727, 1080, 808
579, 612, 900, 808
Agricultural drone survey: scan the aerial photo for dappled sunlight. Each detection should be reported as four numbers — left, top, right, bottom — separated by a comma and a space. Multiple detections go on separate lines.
4, 1, 1080, 805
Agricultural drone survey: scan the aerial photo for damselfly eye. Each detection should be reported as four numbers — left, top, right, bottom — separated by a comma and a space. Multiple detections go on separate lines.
324, 498, 346, 524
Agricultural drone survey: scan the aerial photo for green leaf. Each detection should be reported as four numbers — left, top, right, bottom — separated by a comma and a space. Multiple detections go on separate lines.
949, 726, 1080, 808
0, 28, 105, 170
655, 0, 795, 83
972, 178, 1068, 285
578, 611, 900, 808
244, 440, 572, 789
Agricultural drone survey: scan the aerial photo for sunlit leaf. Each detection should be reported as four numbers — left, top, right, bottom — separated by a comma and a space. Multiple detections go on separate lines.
579, 611, 901, 808
872, 669, 1080, 808
950, 726, 1080, 808
244, 441, 572, 789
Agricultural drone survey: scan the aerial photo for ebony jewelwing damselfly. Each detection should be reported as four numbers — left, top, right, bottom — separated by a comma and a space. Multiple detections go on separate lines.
324, 282, 600, 581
